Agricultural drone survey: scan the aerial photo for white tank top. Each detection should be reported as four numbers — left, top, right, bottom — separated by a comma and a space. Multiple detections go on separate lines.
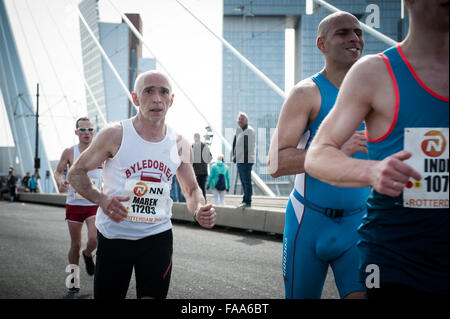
66, 145, 103, 206
96, 119, 181, 240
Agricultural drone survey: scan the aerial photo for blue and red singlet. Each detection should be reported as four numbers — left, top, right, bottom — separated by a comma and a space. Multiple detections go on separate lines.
358, 44, 449, 294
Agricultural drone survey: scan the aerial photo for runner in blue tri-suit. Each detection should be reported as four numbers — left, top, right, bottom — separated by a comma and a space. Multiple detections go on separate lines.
268, 12, 369, 299
305, 0, 448, 297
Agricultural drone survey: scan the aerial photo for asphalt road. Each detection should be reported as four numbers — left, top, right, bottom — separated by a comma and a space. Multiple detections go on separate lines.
0, 201, 339, 299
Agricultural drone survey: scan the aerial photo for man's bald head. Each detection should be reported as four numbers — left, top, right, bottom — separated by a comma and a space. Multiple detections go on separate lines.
317, 11, 360, 39
133, 70, 172, 96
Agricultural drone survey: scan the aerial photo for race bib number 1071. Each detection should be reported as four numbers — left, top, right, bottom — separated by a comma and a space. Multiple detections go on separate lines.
403, 128, 449, 209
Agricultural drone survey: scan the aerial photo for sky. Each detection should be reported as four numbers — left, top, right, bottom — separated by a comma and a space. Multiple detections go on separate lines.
2, 0, 224, 161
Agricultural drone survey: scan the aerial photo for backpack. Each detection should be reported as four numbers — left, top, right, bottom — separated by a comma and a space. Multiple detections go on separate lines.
215, 173, 226, 191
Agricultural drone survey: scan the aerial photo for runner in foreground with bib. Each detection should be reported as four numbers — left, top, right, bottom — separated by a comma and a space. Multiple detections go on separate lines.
68, 70, 216, 299
54, 117, 102, 293
305, 0, 448, 297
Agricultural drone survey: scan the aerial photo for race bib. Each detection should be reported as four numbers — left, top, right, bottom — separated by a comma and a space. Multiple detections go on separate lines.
403, 128, 449, 209
122, 179, 170, 223
74, 178, 100, 200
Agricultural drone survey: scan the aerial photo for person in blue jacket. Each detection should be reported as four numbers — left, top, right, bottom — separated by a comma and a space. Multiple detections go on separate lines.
207, 155, 230, 206
28, 174, 38, 193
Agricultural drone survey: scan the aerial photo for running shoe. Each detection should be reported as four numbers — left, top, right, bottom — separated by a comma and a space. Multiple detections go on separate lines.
82, 250, 95, 276
68, 287, 80, 294
67, 277, 80, 294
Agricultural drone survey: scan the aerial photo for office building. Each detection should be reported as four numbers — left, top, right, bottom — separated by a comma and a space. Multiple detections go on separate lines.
79, 0, 155, 129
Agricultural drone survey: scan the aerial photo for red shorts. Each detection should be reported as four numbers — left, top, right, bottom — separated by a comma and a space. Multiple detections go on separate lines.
65, 204, 98, 224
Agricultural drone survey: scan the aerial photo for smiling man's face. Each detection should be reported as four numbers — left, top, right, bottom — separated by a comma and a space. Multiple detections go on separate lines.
318, 13, 364, 68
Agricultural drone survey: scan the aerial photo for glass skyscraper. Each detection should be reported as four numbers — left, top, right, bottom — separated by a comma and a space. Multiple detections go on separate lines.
79, 0, 107, 126
79, 0, 155, 129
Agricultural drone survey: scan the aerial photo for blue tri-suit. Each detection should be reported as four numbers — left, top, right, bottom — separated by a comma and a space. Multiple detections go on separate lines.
282, 72, 370, 299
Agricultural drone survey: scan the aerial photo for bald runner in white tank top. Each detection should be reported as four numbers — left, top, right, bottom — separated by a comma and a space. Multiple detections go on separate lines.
95, 118, 181, 240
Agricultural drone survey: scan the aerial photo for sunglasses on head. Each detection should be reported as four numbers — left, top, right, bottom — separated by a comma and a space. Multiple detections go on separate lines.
77, 128, 94, 132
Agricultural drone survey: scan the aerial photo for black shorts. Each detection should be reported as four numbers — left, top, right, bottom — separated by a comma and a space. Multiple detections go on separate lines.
94, 229, 173, 299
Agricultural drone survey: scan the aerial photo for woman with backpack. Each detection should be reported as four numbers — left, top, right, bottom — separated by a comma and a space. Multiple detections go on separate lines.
28, 174, 38, 193
206, 155, 230, 206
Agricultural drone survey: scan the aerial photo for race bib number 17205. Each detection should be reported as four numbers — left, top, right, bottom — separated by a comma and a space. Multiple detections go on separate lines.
403, 128, 449, 209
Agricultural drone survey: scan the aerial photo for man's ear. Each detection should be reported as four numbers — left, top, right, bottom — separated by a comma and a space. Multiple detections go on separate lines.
317, 36, 327, 53
132, 92, 140, 106
169, 94, 174, 107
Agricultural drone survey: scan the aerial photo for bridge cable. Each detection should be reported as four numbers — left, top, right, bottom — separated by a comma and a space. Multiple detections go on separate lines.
76, 6, 136, 110
42, 0, 107, 126
24, 0, 78, 121
106, 0, 275, 197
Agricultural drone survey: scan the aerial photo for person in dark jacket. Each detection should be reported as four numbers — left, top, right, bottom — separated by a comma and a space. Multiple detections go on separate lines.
192, 133, 212, 200
6, 166, 17, 202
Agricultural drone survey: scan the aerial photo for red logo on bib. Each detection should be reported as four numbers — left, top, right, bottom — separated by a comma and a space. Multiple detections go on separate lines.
421, 130, 446, 157
134, 182, 148, 197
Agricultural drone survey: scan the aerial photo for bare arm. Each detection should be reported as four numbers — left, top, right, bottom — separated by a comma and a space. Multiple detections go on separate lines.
54, 147, 73, 193
267, 78, 366, 179
268, 80, 319, 178
305, 55, 421, 195
68, 123, 129, 222
176, 134, 216, 228
176, 162, 205, 213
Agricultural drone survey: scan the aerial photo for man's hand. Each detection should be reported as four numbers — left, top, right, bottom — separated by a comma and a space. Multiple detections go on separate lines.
194, 204, 216, 229
371, 150, 422, 197
59, 180, 69, 193
341, 130, 367, 156
99, 194, 130, 223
